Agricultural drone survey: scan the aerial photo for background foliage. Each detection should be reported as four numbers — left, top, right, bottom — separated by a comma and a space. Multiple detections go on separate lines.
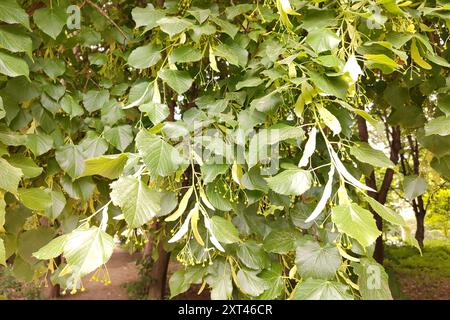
0, 0, 449, 300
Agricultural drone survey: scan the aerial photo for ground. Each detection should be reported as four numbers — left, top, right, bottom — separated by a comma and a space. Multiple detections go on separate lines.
385, 241, 450, 300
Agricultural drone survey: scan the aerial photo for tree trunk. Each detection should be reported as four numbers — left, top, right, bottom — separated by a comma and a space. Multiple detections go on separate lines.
407, 135, 427, 249
414, 207, 425, 249
357, 114, 401, 264
412, 196, 426, 249
148, 239, 170, 300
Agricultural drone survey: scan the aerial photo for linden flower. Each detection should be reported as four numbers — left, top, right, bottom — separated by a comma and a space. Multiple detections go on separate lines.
407, 24, 416, 33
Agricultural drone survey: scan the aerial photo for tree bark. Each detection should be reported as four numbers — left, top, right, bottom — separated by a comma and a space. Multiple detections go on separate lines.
413, 198, 426, 249
357, 114, 401, 264
148, 238, 171, 300
407, 135, 426, 249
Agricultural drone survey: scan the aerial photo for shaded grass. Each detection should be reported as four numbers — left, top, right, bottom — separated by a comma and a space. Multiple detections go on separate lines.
385, 240, 450, 300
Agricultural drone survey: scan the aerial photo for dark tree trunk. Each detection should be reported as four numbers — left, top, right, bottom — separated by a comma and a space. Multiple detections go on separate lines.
357, 114, 401, 264
148, 239, 171, 300
414, 203, 426, 249
407, 135, 427, 249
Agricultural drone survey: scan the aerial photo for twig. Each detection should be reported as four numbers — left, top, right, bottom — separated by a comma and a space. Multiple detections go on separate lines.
85, 0, 129, 41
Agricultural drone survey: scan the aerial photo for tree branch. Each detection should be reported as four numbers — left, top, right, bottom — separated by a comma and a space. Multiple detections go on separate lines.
86, 0, 129, 41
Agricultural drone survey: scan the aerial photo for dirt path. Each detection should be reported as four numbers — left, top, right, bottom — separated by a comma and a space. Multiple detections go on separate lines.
393, 272, 450, 300
59, 248, 140, 300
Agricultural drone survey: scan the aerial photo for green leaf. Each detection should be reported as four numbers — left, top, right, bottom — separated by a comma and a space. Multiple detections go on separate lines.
0, 97, 4, 120
131, 4, 164, 29
364, 54, 399, 72
82, 154, 128, 180
26, 133, 53, 156
60, 176, 95, 202
237, 240, 270, 270
265, 169, 312, 196
291, 278, 353, 300
17, 227, 55, 264
44, 188, 66, 221
210, 216, 240, 244
0, 157, 23, 194
206, 258, 233, 300
214, 42, 248, 67
258, 264, 284, 299
430, 155, 450, 180
350, 142, 394, 168
139, 102, 169, 125
12, 256, 33, 282
317, 105, 341, 135
110, 176, 161, 228
212, 18, 239, 38
236, 77, 264, 90
426, 52, 450, 68
0, 194, 5, 232
241, 167, 269, 193
331, 203, 381, 248
306, 29, 340, 53
33, 7, 66, 39
0, 50, 29, 78
403, 175, 427, 200
156, 17, 193, 37
169, 46, 203, 64
0, 238, 5, 266
40, 58, 65, 78
169, 266, 205, 298
6, 154, 42, 178
104, 125, 134, 152
250, 93, 281, 113
437, 95, 450, 117
0, 0, 29, 29
352, 258, 393, 300
128, 43, 162, 69
80, 134, 109, 158
162, 122, 190, 140
83, 90, 110, 113
64, 227, 114, 277
40, 92, 59, 114
364, 196, 406, 226
310, 72, 348, 100
205, 182, 232, 211
88, 53, 107, 66
201, 164, 229, 184
295, 240, 341, 279
18, 188, 52, 211
0, 26, 32, 56
60, 95, 84, 119
263, 229, 301, 254
425, 116, 450, 136
55, 144, 86, 179
225, 4, 254, 20
33, 235, 68, 260
157, 69, 193, 95
236, 269, 269, 297
135, 130, 183, 177
187, 8, 211, 24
